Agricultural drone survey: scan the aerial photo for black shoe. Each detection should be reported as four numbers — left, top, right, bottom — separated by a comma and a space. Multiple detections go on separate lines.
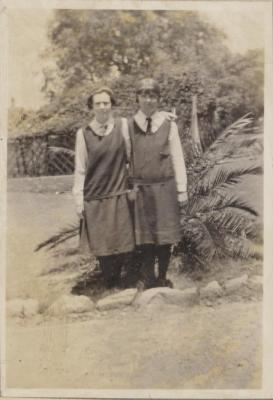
104, 276, 122, 290
156, 278, 174, 288
136, 278, 158, 291
120, 271, 139, 289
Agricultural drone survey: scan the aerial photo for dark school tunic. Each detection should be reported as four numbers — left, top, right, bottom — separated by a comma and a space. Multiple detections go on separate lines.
80, 119, 135, 256
129, 118, 181, 246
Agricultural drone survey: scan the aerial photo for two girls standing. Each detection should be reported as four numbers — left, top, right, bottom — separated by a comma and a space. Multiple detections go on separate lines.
73, 79, 187, 290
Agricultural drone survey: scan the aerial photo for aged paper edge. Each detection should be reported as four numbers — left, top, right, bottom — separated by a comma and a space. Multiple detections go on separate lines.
0, 0, 273, 399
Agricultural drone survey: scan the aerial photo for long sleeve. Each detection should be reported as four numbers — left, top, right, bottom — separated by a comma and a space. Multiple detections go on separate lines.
121, 117, 131, 162
72, 128, 88, 214
169, 121, 187, 193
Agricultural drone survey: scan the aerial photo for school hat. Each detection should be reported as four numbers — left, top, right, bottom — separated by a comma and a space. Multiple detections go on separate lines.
136, 78, 160, 96
87, 86, 116, 109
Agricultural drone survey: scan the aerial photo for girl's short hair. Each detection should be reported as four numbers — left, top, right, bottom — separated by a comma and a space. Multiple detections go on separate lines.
87, 86, 116, 109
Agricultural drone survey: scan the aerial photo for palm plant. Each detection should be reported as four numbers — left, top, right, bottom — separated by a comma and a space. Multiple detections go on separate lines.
179, 114, 263, 269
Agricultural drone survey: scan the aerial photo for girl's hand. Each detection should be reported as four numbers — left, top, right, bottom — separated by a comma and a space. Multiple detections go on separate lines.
160, 110, 177, 121
178, 192, 188, 204
178, 192, 188, 215
76, 205, 83, 219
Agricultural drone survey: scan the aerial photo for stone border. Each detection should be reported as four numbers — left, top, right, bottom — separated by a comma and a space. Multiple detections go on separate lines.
6, 274, 263, 319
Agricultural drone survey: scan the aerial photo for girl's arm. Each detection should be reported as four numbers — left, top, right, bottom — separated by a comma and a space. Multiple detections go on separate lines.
72, 128, 88, 218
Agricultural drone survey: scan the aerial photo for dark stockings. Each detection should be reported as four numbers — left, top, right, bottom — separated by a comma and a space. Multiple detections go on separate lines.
157, 244, 172, 280
137, 244, 172, 288
98, 253, 138, 289
98, 254, 123, 289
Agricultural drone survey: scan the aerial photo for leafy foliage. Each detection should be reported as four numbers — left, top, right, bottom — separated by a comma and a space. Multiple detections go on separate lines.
10, 10, 263, 152
45, 10, 227, 87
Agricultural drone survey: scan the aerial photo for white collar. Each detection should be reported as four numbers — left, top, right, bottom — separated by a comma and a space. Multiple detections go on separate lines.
134, 109, 165, 133
89, 115, 114, 136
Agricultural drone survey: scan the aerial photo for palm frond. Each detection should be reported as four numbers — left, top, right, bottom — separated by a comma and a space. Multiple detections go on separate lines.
200, 207, 257, 237
188, 191, 223, 214
180, 217, 217, 262
193, 163, 262, 196
204, 114, 255, 162
221, 235, 263, 259
35, 222, 79, 252
213, 113, 253, 142
215, 199, 258, 217
189, 188, 259, 217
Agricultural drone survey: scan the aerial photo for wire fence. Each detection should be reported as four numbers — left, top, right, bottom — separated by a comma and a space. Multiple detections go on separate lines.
8, 133, 76, 177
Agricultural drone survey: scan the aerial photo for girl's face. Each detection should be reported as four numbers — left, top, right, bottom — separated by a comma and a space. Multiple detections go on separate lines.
93, 92, 112, 124
137, 90, 159, 117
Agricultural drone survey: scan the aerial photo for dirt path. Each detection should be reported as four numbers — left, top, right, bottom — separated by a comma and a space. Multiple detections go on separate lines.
6, 191, 78, 304
5, 187, 262, 390
6, 301, 262, 390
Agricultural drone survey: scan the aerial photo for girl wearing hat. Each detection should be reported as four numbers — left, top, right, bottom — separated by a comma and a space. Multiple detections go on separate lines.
73, 86, 135, 289
129, 78, 188, 290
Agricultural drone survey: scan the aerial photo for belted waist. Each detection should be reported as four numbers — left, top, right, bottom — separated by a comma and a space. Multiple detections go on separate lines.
85, 189, 130, 201
131, 176, 174, 186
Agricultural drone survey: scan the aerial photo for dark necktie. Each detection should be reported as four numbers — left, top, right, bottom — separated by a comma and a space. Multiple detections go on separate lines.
146, 117, 152, 134
97, 124, 108, 140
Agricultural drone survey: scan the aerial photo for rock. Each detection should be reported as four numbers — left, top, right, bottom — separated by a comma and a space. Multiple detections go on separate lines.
7, 298, 40, 318
249, 275, 263, 287
224, 274, 248, 294
97, 289, 137, 311
203, 300, 214, 307
7, 299, 24, 318
47, 294, 95, 316
23, 299, 39, 317
200, 281, 223, 300
133, 287, 198, 308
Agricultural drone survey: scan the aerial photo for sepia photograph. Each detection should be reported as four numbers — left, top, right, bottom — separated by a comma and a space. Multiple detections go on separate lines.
1, 0, 273, 398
